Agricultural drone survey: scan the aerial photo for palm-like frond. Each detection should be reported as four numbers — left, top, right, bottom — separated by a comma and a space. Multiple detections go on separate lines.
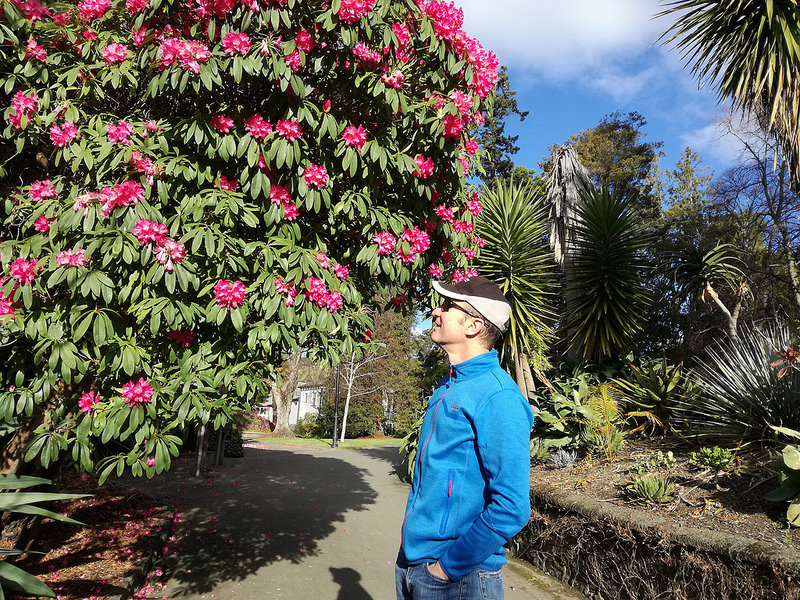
544, 145, 593, 266
658, 0, 800, 185
666, 242, 744, 301
565, 186, 651, 360
475, 177, 556, 365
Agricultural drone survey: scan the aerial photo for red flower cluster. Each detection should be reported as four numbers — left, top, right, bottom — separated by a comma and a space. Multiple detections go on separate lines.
49, 121, 78, 147
9, 258, 39, 285
79, 391, 100, 413
223, 31, 251, 55
274, 276, 298, 306
214, 279, 246, 309
413, 155, 435, 179
158, 38, 210, 73
107, 120, 134, 144
133, 219, 168, 246
29, 179, 56, 202
303, 163, 328, 188
373, 231, 396, 255
167, 329, 194, 348
102, 43, 129, 64
337, 0, 376, 25
353, 42, 381, 68
99, 181, 144, 217
155, 239, 186, 271
8, 91, 38, 130
342, 124, 367, 150
122, 378, 154, 407
211, 114, 235, 133
382, 69, 405, 89
77, 0, 112, 21
276, 119, 303, 141
56, 248, 89, 267
245, 114, 272, 140
269, 184, 299, 221
25, 38, 46, 62
295, 30, 316, 52
305, 277, 343, 312
33, 216, 53, 232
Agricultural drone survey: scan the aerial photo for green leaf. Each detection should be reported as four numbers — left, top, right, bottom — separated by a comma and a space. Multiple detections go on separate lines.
0, 561, 56, 598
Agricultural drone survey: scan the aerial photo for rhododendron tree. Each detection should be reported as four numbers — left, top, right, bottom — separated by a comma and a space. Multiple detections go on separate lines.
0, 0, 496, 479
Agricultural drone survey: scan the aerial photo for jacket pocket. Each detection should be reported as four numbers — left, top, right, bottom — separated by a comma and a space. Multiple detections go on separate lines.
438, 469, 455, 535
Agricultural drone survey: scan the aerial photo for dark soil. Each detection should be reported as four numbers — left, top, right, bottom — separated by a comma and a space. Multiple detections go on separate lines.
531, 438, 800, 550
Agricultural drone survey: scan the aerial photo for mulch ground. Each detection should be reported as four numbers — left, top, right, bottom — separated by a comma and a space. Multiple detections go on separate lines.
531, 438, 800, 549
2, 470, 185, 600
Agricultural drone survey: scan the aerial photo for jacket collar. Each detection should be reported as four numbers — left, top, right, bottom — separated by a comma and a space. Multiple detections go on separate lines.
449, 350, 498, 381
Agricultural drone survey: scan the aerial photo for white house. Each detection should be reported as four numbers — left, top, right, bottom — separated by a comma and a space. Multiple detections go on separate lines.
254, 381, 325, 427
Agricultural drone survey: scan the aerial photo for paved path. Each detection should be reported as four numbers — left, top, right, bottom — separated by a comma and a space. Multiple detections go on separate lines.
135, 438, 584, 600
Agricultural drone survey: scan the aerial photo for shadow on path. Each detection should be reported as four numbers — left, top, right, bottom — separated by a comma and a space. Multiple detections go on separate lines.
330, 566, 375, 600
355, 446, 405, 479
134, 445, 378, 597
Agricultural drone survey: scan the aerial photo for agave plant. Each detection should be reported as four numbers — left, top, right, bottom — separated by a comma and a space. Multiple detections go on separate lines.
615, 356, 685, 426
673, 323, 800, 446
626, 474, 676, 505
475, 176, 556, 399
564, 186, 651, 360
0, 474, 88, 598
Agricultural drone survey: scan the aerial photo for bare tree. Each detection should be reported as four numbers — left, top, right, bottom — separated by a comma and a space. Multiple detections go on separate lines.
337, 347, 389, 442
267, 352, 303, 437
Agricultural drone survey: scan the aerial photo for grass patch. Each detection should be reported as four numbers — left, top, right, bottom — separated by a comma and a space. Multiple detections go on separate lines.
247, 435, 403, 450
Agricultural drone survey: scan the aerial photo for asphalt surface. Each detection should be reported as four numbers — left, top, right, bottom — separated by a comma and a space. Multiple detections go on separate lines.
134, 438, 585, 600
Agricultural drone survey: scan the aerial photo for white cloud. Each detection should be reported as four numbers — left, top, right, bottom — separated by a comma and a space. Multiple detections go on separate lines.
680, 111, 763, 167
453, 0, 665, 78
587, 63, 662, 102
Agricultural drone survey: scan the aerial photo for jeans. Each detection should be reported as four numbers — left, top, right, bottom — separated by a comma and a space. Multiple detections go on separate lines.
395, 562, 504, 600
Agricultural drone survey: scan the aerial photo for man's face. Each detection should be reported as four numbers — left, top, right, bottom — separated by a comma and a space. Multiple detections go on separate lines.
431, 298, 480, 347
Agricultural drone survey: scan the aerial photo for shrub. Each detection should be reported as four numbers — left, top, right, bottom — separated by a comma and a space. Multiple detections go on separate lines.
293, 412, 323, 438
672, 323, 800, 447
632, 450, 676, 474
0, 0, 496, 478
688, 447, 736, 473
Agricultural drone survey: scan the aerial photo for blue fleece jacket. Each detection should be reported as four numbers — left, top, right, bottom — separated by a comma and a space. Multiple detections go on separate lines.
400, 350, 534, 581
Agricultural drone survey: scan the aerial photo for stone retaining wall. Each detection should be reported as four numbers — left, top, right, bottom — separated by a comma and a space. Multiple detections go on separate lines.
510, 483, 800, 600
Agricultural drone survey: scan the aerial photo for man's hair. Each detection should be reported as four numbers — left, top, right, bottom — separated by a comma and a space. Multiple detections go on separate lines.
456, 305, 504, 350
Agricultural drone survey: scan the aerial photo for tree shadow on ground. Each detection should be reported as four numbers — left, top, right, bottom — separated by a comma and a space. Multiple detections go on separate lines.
356, 446, 406, 480
131, 444, 378, 597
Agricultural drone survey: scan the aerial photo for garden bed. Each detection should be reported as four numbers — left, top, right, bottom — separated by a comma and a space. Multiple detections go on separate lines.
1, 471, 178, 600
513, 439, 800, 599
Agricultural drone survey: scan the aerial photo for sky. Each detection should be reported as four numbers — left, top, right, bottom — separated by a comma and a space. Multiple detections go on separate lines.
453, 0, 746, 178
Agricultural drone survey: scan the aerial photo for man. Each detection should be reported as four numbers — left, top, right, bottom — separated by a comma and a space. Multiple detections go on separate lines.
396, 276, 535, 600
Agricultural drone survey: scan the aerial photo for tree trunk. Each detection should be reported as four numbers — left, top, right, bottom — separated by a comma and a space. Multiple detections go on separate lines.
340, 385, 353, 443
269, 352, 303, 437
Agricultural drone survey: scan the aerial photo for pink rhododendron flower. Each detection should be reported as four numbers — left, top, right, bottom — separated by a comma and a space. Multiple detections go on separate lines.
269, 184, 291, 206
337, 0, 376, 24
132, 26, 148, 48
442, 113, 466, 140
168, 329, 194, 348
77, 0, 112, 20
295, 30, 315, 53
303, 163, 328, 189
323, 99, 331, 112
158, 38, 210, 71
413, 155, 435, 179
25, 38, 47, 62
126, 0, 149, 14
146, 457, 156, 467
315, 252, 330, 269
82, 29, 98, 41
222, 31, 251, 55
465, 140, 479, 155
214, 280, 246, 308
453, 220, 474, 235
326, 290, 343, 312
133, 219, 168, 246
107, 120, 134, 144
381, 69, 405, 89
450, 90, 473, 115
342, 125, 367, 151
465, 267, 478, 278
390, 294, 406, 306
50, 121, 78, 147
217, 175, 238, 191
435, 205, 455, 222
441, 249, 453, 264
9, 258, 39, 285
73, 192, 98, 216
130, 151, 160, 183
428, 263, 443, 277
14, 0, 52, 21
373, 231, 396, 255
352, 42, 381, 68
472, 236, 486, 248
211, 114, 234, 133
155, 239, 186, 271
33, 216, 53, 233
102, 43, 129, 64
305, 278, 343, 312
0, 295, 14, 318
461, 248, 476, 261
122, 378, 154, 407
276, 119, 302, 141
56, 247, 89, 267
284, 49, 301, 71
99, 180, 144, 217
334, 263, 349, 280
282, 202, 299, 220
403, 226, 431, 254
466, 197, 482, 216
8, 91, 39, 130
30, 179, 56, 202
274, 277, 298, 306
391, 23, 411, 47
425, 1, 464, 43
245, 115, 272, 140
79, 391, 100, 413
452, 269, 467, 283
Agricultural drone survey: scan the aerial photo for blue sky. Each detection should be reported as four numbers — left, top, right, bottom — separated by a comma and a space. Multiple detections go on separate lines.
454, 0, 746, 178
